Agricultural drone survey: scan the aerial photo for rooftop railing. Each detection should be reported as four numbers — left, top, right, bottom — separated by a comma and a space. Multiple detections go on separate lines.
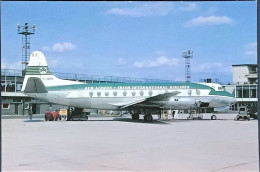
1, 69, 174, 83
1, 69, 23, 77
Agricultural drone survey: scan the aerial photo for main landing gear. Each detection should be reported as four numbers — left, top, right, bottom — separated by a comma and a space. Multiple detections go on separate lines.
131, 111, 153, 122
67, 107, 88, 121
132, 113, 140, 120
144, 114, 153, 122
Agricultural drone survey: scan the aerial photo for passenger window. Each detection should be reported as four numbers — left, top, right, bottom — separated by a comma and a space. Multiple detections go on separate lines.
132, 91, 136, 96
196, 89, 200, 95
105, 91, 109, 96
188, 90, 192, 96
123, 91, 127, 96
89, 91, 93, 97
148, 90, 153, 96
140, 90, 144, 96
97, 91, 101, 97
113, 91, 117, 96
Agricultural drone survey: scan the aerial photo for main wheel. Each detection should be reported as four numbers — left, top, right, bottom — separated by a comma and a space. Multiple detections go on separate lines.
211, 115, 217, 120
132, 113, 140, 120
144, 114, 153, 122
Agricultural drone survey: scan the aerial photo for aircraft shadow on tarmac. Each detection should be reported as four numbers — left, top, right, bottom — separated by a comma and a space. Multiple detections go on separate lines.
112, 117, 169, 124
23, 118, 237, 123
22, 118, 169, 124
24, 120, 46, 122
67, 118, 169, 124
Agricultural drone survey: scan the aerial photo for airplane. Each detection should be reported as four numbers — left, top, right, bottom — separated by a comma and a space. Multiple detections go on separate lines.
21, 51, 236, 122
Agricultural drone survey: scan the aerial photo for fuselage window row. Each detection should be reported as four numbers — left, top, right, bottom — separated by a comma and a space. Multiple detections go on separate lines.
85, 90, 200, 97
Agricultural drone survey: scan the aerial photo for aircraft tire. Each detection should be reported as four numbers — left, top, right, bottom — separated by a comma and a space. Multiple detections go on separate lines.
144, 114, 153, 122
132, 114, 139, 120
211, 115, 217, 120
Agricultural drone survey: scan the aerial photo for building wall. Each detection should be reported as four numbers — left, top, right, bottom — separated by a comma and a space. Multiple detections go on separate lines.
223, 85, 235, 95
232, 66, 249, 85
1, 95, 68, 115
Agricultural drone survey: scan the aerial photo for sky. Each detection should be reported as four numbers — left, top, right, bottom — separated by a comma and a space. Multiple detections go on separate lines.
1, 1, 257, 83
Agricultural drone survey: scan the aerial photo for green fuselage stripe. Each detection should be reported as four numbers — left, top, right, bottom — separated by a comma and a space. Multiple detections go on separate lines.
46, 83, 234, 98
46, 82, 211, 91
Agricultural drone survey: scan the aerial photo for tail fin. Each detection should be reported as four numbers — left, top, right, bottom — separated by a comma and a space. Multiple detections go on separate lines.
21, 51, 82, 92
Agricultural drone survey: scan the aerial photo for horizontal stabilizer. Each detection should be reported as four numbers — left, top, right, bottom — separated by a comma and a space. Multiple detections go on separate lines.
24, 77, 47, 93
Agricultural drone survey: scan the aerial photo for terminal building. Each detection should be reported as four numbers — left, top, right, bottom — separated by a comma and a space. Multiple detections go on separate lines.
226, 64, 258, 112
1, 64, 258, 116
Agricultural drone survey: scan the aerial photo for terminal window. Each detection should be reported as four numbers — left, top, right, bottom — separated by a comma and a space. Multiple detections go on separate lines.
2, 103, 10, 109
23, 103, 29, 109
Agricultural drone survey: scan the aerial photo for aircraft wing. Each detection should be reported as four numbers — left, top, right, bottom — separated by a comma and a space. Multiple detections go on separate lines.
109, 98, 146, 108
145, 91, 181, 101
110, 91, 181, 109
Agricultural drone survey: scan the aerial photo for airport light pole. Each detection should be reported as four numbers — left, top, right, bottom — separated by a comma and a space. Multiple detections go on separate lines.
17, 23, 36, 75
182, 50, 193, 82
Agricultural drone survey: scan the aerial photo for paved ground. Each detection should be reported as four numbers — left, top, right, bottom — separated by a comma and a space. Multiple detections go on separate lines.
2, 114, 259, 171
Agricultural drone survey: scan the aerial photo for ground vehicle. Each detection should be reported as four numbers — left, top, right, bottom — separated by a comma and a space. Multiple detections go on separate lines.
57, 109, 68, 120
248, 110, 258, 119
45, 111, 59, 121
234, 106, 250, 121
